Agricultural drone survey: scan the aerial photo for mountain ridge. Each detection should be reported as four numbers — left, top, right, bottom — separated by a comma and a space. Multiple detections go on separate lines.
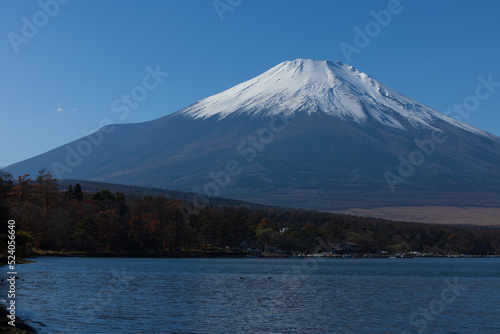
179, 59, 497, 140
5, 59, 500, 210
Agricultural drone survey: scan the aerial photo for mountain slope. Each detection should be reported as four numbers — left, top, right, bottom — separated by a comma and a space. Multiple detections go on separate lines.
5, 59, 500, 209
181, 59, 493, 138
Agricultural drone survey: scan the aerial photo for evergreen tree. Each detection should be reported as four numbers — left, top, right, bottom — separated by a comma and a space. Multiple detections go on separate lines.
73, 183, 83, 201
73, 217, 98, 251
65, 185, 74, 200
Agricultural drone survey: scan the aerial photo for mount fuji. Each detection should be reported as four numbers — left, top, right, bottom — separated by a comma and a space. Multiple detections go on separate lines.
6, 59, 500, 209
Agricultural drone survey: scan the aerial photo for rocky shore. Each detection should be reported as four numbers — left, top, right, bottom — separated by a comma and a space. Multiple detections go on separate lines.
0, 304, 37, 334
0, 260, 37, 333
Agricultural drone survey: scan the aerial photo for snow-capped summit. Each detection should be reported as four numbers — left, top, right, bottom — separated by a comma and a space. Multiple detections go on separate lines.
5, 59, 500, 210
181, 59, 492, 138
182, 59, 377, 121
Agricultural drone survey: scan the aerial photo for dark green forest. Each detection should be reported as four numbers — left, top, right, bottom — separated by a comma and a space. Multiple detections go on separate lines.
1, 170, 499, 257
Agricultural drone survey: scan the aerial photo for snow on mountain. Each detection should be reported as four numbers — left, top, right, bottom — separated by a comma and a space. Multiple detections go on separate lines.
181, 59, 494, 138
5, 58, 500, 210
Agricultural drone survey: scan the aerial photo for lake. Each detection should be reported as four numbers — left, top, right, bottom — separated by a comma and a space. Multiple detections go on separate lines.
5, 257, 500, 333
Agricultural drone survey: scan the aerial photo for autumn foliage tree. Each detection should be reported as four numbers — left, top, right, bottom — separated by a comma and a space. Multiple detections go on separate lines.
0, 171, 13, 224
34, 169, 58, 209
0, 171, 13, 250
2, 175, 499, 256
13, 174, 32, 204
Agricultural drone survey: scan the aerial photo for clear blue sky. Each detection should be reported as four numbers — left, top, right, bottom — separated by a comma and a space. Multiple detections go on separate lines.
2, 0, 500, 167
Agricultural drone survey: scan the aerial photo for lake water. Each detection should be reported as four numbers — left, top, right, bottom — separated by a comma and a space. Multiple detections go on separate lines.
5, 257, 500, 333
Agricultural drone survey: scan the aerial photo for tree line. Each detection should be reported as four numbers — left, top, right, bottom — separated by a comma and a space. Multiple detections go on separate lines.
1, 170, 499, 257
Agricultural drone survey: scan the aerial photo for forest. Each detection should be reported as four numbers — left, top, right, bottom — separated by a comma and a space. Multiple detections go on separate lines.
0, 169, 499, 257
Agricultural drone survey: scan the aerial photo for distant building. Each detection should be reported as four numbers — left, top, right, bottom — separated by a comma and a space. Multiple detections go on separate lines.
280, 227, 290, 234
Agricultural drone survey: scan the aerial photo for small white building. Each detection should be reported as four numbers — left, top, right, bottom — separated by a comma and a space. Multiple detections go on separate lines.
280, 227, 290, 234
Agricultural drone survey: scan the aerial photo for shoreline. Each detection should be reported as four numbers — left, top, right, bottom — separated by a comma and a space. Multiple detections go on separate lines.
0, 303, 37, 334
0, 260, 37, 333
27, 250, 500, 260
